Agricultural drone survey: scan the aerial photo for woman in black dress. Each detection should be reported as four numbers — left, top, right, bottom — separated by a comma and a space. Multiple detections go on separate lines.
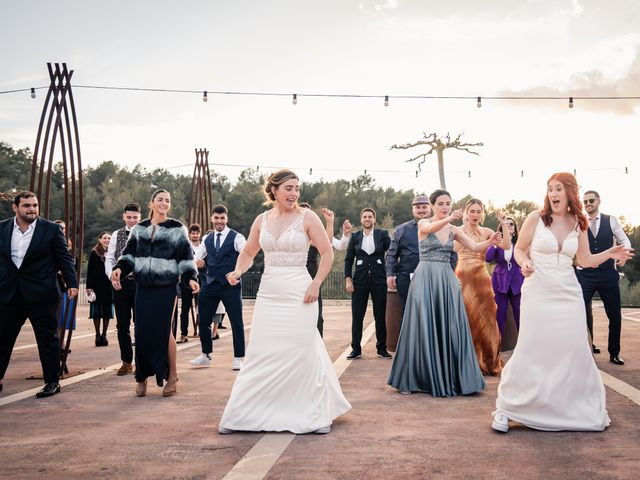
85, 231, 114, 346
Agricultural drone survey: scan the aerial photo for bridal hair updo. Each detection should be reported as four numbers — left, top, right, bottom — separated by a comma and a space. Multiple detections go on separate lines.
541, 172, 587, 231
262, 169, 300, 206
429, 189, 451, 205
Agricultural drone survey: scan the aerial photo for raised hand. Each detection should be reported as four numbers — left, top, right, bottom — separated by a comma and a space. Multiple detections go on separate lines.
321, 208, 335, 222
496, 210, 507, 223
449, 209, 463, 222
609, 245, 634, 263
490, 232, 503, 246
342, 219, 352, 236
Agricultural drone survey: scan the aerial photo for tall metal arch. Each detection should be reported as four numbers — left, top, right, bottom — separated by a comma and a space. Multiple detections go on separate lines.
188, 148, 213, 231
30, 62, 84, 377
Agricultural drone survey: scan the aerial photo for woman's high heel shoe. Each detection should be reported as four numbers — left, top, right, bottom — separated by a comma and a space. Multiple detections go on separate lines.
162, 377, 178, 397
135, 380, 147, 397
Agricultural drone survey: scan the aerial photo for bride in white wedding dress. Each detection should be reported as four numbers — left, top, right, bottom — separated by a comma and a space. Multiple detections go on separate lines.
219, 169, 351, 434
492, 172, 633, 433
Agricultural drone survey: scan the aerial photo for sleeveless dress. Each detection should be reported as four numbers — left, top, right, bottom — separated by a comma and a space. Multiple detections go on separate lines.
219, 209, 351, 433
455, 228, 504, 375
494, 219, 610, 431
387, 229, 485, 397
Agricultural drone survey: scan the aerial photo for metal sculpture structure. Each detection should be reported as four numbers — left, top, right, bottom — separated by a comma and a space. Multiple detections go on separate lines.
188, 148, 213, 230
187, 148, 213, 335
30, 62, 84, 377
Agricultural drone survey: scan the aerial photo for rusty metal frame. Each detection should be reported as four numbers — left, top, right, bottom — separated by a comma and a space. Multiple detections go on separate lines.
30, 63, 84, 377
187, 148, 213, 335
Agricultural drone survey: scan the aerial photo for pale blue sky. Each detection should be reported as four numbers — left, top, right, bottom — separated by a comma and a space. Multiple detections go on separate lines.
2, 0, 639, 222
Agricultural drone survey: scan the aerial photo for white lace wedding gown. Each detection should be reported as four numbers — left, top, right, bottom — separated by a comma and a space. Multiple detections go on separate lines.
219, 209, 351, 433
495, 218, 610, 431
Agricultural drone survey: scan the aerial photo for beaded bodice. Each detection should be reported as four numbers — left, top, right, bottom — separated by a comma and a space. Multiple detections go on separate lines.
260, 209, 310, 267
419, 229, 454, 263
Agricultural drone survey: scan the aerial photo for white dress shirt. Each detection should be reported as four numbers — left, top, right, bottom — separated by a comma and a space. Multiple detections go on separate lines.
361, 230, 375, 255
195, 227, 247, 260
105, 226, 133, 278
11, 217, 37, 269
332, 235, 350, 251
589, 214, 631, 248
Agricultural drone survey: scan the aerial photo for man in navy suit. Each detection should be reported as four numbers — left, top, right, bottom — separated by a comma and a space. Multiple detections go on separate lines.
345, 207, 391, 359
0, 192, 78, 398
190, 204, 247, 371
385, 195, 431, 311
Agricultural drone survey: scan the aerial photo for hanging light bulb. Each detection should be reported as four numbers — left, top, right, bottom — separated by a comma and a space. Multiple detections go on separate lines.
573, 168, 577, 176
521, 170, 524, 178
309, 168, 313, 175
203, 91, 208, 102
625, 167, 628, 174
415, 170, 419, 178
569, 97, 574, 108
30, 88, 36, 99
468, 170, 471, 178
384, 95, 389, 107
476, 96, 482, 108
256, 166, 260, 172
364, 169, 367, 175
292, 94, 297, 105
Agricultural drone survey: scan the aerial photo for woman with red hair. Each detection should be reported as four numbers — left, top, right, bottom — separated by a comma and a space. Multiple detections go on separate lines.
492, 172, 633, 433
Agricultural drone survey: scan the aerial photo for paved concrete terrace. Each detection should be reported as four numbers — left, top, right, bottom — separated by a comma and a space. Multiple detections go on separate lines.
1, 301, 639, 480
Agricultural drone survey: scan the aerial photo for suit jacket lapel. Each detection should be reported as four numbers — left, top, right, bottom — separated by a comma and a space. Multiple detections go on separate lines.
355, 231, 363, 253
2, 219, 13, 259
20, 218, 44, 268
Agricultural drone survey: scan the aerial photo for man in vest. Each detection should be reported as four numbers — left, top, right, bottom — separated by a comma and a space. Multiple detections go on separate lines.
105, 203, 141, 376
345, 207, 391, 359
190, 205, 246, 370
576, 190, 631, 365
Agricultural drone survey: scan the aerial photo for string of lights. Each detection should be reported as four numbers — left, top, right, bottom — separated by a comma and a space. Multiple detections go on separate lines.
2, 84, 640, 108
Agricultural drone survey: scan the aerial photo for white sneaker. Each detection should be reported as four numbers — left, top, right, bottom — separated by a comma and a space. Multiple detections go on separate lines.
314, 425, 331, 434
491, 413, 509, 433
232, 357, 243, 371
190, 353, 211, 367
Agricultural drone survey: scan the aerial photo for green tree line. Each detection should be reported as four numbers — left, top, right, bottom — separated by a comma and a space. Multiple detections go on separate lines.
1, 141, 638, 285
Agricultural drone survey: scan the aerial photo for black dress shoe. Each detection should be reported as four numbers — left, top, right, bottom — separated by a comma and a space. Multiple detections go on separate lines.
610, 355, 625, 365
212, 333, 220, 340
36, 383, 61, 398
346, 350, 361, 360
218, 324, 227, 329
377, 350, 392, 359
592, 345, 601, 354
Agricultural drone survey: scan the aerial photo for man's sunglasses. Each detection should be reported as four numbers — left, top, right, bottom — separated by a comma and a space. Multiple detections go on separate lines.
583, 199, 597, 205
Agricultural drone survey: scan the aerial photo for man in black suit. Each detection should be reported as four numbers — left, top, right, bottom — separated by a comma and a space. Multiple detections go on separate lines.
345, 207, 391, 359
0, 192, 78, 397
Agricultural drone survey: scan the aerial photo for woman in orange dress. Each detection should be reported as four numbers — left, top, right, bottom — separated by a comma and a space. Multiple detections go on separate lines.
455, 199, 510, 375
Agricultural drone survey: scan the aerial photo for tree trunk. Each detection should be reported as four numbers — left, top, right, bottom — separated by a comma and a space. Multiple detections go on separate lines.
437, 147, 446, 190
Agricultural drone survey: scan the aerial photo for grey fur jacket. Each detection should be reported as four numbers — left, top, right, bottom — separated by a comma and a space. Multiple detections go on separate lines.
115, 218, 198, 288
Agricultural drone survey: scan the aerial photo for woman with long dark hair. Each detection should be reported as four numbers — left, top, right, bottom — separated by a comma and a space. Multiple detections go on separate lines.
388, 189, 502, 397
492, 172, 633, 433
485, 217, 524, 337
112, 189, 199, 398
85, 231, 114, 346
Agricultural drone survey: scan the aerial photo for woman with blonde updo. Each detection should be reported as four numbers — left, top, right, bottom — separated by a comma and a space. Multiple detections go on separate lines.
454, 199, 511, 375
219, 169, 351, 434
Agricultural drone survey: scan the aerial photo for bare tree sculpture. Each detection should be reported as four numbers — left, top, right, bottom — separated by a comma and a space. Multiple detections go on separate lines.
391, 132, 483, 190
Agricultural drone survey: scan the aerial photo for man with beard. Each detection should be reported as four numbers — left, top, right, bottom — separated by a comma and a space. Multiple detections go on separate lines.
576, 190, 631, 365
345, 207, 391, 359
385, 195, 431, 311
0, 191, 78, 398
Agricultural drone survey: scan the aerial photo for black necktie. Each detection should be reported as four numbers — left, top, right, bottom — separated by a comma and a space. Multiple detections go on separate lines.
215, 232, 222, 252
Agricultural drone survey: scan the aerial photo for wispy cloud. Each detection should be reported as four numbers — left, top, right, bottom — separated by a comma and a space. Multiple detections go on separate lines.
499, 47, 640, 115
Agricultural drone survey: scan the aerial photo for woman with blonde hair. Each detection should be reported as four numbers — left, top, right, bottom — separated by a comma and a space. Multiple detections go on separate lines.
219, 169, 351, 434
454, 199, 510, 375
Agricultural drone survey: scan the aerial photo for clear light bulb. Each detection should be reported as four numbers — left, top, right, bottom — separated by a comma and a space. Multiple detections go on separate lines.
477, 96, 482, 108
293, 94, 297, 105
30, 88, 36, 99
384, 95, 389, 107
203, 91, 208, 102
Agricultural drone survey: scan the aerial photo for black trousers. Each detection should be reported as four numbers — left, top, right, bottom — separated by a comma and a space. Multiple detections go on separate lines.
351, 281, 387, 352
576, 268, 622, 356
113, 277, 136, 364
198, 281, 245, 357
179, 286, 195, 337
0, 290, 60, 384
